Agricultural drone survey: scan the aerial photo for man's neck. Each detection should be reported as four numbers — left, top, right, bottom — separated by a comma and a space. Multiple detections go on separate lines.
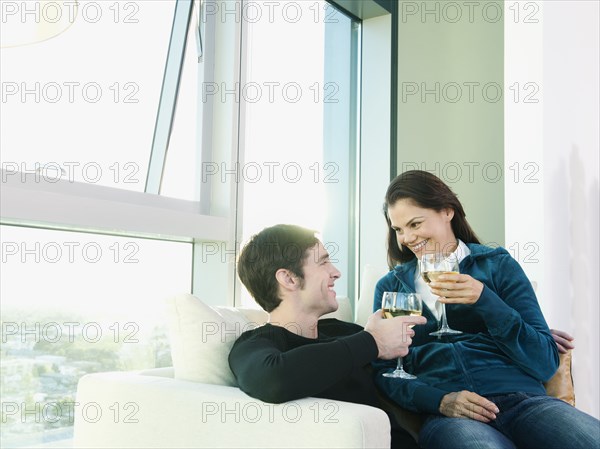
268, 307, 320, 339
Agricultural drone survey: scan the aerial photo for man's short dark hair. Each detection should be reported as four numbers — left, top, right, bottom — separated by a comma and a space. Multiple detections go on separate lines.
237, 224, 319, 312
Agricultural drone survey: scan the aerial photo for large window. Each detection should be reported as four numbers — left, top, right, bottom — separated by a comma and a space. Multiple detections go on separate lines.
0, 0, 378, 446
238, 0, 360, 305
0, 225, 192, 448
1, 7, 198, 446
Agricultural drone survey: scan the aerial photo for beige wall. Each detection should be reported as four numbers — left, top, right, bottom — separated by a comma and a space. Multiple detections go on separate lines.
396, 1, 504, 245
395, 1, 599, 419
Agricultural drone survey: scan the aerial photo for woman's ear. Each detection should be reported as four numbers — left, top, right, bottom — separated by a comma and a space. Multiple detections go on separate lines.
275, 268, 300, 292
444, 208, 455, 222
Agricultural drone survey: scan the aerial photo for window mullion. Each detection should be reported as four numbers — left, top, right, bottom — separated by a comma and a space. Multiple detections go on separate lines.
146, 0, 195, 194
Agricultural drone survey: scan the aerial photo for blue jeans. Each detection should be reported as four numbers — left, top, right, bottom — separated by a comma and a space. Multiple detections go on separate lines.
419, 393, 600, 449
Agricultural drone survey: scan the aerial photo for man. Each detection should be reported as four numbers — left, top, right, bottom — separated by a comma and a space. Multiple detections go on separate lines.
229, 224, 426, 448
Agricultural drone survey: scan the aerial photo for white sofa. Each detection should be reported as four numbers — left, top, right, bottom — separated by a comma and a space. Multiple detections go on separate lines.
73, 367, 389, 448
73, 287, 394, 449
73, 265, 574, 448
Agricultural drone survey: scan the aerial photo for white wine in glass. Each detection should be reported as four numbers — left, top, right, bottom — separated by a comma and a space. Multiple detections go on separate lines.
382, 292, 422, 379
420, 253, 463, 337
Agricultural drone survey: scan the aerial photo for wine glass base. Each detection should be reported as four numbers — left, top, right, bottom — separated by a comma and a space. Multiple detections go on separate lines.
430, 328, 463, 337
383, 370, 417, 380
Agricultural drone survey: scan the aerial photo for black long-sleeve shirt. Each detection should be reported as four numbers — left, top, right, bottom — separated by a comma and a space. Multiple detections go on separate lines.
228, 318, 418, 449
229, 319, 380, 405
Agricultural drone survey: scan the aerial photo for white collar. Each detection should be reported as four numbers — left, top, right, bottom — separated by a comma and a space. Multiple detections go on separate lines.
453, 239, 471, 264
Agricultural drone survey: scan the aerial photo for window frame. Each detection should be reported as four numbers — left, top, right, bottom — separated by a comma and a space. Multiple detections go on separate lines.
0, 1, 398, 445
1, 0, 397, 310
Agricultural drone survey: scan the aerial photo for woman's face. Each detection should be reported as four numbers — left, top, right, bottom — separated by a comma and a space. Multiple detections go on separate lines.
387, 198, 457, 259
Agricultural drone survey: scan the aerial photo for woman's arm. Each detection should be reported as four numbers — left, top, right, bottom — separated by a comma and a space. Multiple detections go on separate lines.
432, 252, 559, 381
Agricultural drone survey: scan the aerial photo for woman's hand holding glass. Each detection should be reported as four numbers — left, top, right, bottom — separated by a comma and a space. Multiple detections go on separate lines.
429, 272, 484, 306
420, 253, 463, 336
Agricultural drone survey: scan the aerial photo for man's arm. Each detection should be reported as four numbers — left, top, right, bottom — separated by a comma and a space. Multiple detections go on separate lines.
364, 310, 426, 359
551, 329, 575, 354
229, 314, 426, 404
229, 329, 378, 403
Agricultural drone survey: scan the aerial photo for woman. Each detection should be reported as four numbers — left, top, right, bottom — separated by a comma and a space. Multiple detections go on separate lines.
373, 170, 599, 449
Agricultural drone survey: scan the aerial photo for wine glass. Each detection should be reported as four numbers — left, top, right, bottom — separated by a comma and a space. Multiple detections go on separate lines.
420, 253, 463, 337
381, 292, 423, 379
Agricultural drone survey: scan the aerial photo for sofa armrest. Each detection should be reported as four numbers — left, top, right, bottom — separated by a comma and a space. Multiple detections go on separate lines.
137, 367, 175, 378
74, 371, 390, 449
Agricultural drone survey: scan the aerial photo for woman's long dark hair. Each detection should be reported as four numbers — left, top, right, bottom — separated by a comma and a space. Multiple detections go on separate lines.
384, 170, 481, 268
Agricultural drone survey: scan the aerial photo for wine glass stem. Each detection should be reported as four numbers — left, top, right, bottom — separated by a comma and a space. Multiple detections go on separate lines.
396, 356, 404, 371
440, 303, 450, 329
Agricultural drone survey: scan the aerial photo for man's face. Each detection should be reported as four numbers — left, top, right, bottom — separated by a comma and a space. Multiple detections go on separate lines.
297, 241, 341, 315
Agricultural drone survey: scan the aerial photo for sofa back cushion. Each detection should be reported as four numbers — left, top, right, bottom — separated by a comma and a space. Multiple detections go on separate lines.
166, 294, 268, 386
166, 294, 354, 387
356, 264, 388, 326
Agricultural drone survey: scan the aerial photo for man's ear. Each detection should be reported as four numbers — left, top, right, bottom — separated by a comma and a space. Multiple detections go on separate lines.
275, 268, 300, 291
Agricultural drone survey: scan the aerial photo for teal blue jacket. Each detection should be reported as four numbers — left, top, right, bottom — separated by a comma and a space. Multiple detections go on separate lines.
373, 243, 559, 415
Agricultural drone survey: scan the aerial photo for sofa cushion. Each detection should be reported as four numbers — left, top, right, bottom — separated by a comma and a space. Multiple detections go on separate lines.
166, 294, 267, 386
543, 350, 575, 406
356, 264, 388, 326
